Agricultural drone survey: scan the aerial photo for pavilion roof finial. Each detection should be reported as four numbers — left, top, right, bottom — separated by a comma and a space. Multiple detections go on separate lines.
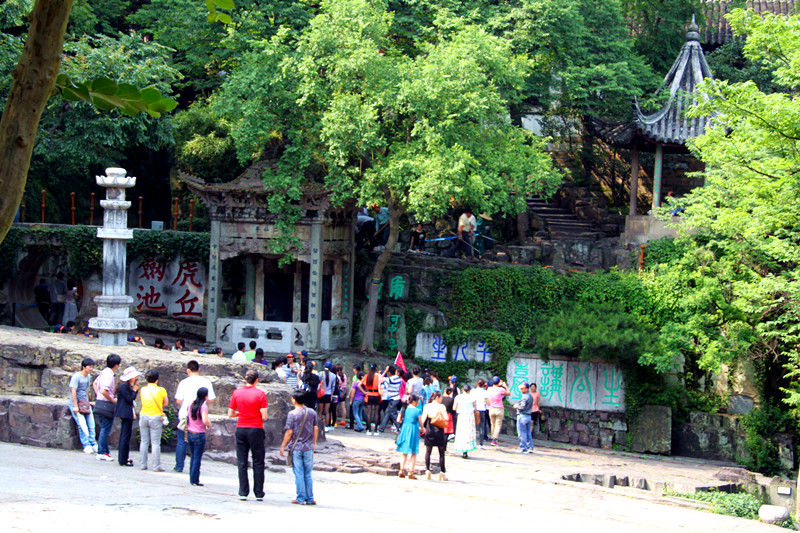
687, 14, 700, 42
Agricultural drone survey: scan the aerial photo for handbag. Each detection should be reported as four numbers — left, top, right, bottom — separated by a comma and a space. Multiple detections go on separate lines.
177, 416, 188, 432
94, 399, 115, 418
286, 408, 310, 468
77, 400, 91, 415
431, 409, 448, 429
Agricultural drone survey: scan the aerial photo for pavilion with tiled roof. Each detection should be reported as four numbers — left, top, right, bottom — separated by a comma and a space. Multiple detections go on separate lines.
591, 17, 715, 217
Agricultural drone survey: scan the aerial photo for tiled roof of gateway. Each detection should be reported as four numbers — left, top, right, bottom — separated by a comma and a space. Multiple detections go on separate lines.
633, 17, 715, 145
703, 1, 797, 45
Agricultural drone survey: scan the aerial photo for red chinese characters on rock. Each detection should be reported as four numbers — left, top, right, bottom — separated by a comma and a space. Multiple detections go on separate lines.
136, 285, 167, 311
131, 258, 206, 319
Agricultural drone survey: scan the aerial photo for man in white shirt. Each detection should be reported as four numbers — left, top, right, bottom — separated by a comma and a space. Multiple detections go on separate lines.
378, 366, 404, 434
231, 342, 247, 362
471, 379, 489, 448
174, 360, 216, 473
444, 208, 477, 259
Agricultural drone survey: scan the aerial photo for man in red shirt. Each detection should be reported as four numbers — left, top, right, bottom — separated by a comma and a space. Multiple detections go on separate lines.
228, 369, 269, 501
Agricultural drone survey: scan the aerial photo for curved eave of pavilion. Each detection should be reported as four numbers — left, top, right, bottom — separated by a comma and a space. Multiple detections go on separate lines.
179, 161, 329, 207
592, 17, 716, 154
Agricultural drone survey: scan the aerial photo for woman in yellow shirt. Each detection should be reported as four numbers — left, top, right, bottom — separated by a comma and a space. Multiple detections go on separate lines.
139, 369, 169, 471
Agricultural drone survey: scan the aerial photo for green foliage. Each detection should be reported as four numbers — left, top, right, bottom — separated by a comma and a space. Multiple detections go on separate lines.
0, 226, 209, 286
643, 237, 688, 269
61, 225, 104, 281
740, 403, 794, 476
173, 100, 245, 181
127, 0, 312, 93
670, 9, 800, 413
620, 0, 703, 75
535, 302, 657, 366
668, 489, 761, 520
127, 230, 210, 265
55, 74, 177, 118
216, 0, 562, 268
0, 225, 23, 282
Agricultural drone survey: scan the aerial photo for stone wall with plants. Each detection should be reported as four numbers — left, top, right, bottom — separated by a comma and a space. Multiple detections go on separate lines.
355, 253, 795, 473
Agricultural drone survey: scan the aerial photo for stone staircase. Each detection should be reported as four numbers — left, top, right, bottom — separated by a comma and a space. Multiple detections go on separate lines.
527, 197, 606, 241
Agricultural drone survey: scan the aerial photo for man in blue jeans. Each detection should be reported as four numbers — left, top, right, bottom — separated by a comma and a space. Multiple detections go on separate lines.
514, 382, 534, 453
280, 389, 319, 505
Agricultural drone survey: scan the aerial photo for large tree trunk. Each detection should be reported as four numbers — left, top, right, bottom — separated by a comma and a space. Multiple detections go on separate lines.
0, 0, 74, 244
360, 205, 401, 354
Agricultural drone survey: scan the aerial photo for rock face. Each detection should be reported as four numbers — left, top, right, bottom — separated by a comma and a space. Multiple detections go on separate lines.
758, 504, 790, 524
672, 411, 748, 463
629, 405, 671, 455
0, 326, 319, 452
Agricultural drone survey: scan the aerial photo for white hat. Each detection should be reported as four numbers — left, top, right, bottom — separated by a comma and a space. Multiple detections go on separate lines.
120, 366, 141, 382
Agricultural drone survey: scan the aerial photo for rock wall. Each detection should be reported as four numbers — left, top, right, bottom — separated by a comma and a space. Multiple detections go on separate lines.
672, 411, 793, 472
540, 407, 628, 449
0, 326, 317, 452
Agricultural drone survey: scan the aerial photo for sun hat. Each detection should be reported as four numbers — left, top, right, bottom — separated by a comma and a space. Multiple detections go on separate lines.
120, 366, 141, 382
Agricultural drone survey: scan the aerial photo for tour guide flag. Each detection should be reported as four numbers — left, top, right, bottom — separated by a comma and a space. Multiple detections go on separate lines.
394, 351, 407, 373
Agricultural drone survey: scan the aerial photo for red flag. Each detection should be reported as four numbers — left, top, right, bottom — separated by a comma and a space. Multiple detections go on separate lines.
394, 351, 407, 373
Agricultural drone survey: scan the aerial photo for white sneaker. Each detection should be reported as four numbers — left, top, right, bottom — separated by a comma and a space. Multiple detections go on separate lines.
92, 445, 98, 453
83, 446, 93, 454
366, 431, 372, 436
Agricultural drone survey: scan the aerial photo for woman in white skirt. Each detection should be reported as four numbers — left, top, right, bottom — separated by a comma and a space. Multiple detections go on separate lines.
453, 384, 477, 459
62, 286, 79, 325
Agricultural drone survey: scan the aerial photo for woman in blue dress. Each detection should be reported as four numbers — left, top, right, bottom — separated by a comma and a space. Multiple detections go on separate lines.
395, 394, 423, 479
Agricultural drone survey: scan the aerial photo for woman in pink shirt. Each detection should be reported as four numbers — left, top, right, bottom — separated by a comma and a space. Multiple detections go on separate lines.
187, 387, 211, 486
530, 383, 542, 435
486, 376, 510, 446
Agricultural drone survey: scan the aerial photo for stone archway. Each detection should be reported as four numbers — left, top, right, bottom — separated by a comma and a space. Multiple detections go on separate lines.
7, 251, 52, 329
5, 246, 93, 329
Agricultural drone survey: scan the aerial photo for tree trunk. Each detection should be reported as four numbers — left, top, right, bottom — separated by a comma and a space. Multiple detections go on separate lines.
0, 0, 74, 245
516, 211, 529, 245
360, 206, 401, 354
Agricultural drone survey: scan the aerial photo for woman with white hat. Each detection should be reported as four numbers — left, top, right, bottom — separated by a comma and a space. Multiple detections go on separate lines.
114, 366, 141, 467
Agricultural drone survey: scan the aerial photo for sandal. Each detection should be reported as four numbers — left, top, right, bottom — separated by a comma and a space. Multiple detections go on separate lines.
122, 459, 134, 467
439, 472, 448, 481
407, 473, 417, 480
398, 469, 406, 478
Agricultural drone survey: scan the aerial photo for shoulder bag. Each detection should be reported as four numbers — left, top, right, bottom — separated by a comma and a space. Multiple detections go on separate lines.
94, 399, 115, 418
286, 408, 310, 468
77, 400, 91, 415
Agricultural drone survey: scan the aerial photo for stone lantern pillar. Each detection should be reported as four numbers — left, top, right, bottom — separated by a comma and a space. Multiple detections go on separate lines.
88, 168, 138, 346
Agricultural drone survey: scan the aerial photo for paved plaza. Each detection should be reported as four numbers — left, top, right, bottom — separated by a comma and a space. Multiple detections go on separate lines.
0, 433, 779, 532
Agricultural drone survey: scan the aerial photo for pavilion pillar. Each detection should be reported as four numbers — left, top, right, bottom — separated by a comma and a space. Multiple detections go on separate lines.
292, 263, 302, 323
254, 257, 265, 321
629, 147, 639, 216
245, 257, 255, 318
332, 259, 343, 320
652, 145, 664, 211
308, 223, 323, 349
345, 222, 355, 328
205, 220, 221, 342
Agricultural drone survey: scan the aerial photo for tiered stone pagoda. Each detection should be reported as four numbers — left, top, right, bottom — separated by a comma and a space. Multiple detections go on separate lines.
591, 17, 714, 244
182, 162, 355, 352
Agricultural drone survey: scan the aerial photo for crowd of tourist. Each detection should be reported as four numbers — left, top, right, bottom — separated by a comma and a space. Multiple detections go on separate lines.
68, 348, 540, 504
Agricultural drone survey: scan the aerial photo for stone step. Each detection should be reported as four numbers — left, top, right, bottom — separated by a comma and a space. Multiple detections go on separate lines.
547, 222, 595, 229
550, 231, 600, 240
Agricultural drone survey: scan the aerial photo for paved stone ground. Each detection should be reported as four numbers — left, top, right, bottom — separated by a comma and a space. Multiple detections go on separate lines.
0, 433, 781, 532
